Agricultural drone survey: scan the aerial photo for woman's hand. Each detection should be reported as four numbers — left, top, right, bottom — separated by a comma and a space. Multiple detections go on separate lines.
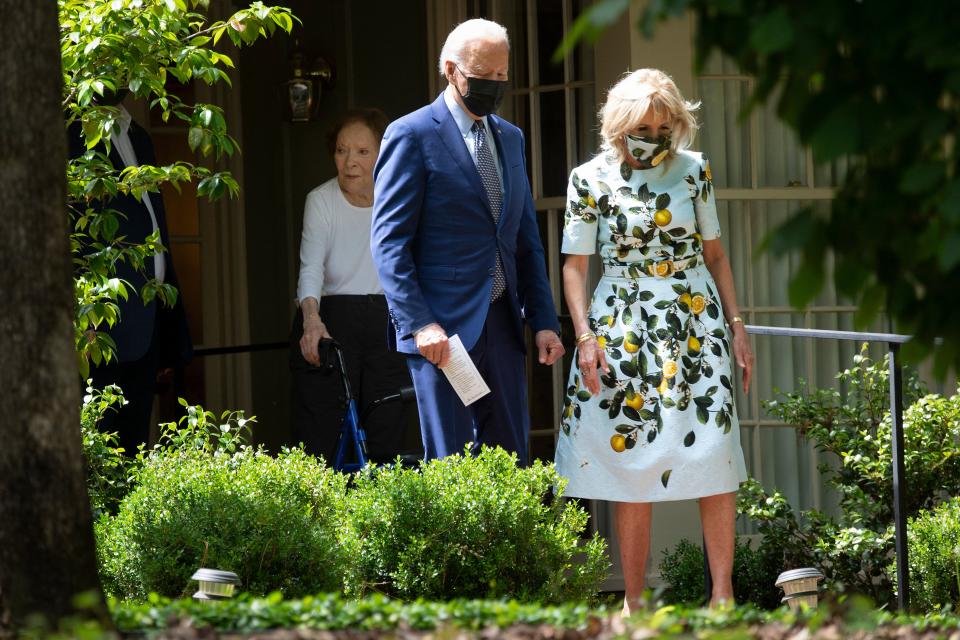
300, 313, 332, 366
577, 336, 609, 396
731, 323, 753, 394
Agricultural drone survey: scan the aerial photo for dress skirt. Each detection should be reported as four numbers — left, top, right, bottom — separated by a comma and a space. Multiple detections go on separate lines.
555, 262, 747, 503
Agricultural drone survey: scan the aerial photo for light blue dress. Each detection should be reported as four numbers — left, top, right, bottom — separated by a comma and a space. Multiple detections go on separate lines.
554, 149, 747, 502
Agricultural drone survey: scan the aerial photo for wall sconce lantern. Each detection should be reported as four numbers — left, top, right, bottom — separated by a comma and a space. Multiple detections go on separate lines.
285, 48, 333, 122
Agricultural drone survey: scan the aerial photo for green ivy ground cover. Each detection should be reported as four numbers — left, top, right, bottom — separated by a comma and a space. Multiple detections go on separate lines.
107, 593, 960, 637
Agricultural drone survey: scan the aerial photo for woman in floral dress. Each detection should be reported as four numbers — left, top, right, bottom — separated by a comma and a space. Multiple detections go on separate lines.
554, 69, 754, 611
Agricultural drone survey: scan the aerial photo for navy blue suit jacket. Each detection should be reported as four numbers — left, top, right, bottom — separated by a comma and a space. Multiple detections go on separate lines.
371, 93, 560, 355
68, 120, 192, 366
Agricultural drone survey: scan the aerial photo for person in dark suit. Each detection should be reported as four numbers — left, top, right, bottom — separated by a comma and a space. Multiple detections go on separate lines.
371, 19, 565, 463
69, 99, 192, 455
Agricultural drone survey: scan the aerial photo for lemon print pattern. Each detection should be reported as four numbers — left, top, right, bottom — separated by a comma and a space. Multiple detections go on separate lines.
556, 148, 747, 502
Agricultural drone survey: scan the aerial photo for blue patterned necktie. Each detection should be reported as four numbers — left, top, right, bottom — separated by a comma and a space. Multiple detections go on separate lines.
472, 119, 506, 301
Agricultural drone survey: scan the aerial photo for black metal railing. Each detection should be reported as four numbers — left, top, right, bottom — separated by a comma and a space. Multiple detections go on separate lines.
193, 341, 288, 358
742, 324, 912, 611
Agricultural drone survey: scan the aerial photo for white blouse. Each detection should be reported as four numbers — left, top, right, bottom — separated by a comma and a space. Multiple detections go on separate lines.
296, 177, 384, 304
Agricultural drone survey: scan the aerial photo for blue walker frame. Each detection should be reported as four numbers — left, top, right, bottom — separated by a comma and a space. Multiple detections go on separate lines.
321, 339, 414, 472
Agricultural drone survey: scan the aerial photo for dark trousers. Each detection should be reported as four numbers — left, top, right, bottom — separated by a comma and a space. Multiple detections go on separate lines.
406, 298, 530, 464
89, 320, 160, 456
289, 294, 411, 465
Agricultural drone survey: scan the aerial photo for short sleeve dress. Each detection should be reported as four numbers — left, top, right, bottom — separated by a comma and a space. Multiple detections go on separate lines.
554, 149, 747, 502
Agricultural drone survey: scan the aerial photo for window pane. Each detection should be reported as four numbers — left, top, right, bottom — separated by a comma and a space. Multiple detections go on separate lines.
697, 79, 752, 188
535, 0, 564, 86
571, 0, 595, 82
529, 433, 557, 464
539, 90, 568, 197
572, 86, 598, 166
494, 0, 530, 89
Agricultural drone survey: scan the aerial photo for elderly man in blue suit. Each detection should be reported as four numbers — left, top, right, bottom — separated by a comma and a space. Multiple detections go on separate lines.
371, 18, 565, 463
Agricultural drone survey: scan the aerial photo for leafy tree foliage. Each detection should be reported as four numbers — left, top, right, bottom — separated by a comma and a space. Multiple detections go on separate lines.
61, 0, 295, 377
567, 0, 960, 374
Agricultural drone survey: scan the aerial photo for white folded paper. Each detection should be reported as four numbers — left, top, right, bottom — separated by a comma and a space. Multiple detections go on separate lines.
440, 334, 491, 406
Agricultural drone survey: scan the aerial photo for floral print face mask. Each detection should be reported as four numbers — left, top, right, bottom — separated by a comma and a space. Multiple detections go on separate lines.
625, 133, 672, 168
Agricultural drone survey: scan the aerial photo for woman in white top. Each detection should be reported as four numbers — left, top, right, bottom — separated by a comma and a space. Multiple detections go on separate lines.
289, 108, 412, 464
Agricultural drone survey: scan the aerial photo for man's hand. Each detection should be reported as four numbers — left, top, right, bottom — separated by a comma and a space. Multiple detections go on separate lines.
535, 330, 565, 366
416, 323, 450, 367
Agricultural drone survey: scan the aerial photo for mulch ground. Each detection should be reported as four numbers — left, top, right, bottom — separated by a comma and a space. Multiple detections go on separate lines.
129, 616, 960, 640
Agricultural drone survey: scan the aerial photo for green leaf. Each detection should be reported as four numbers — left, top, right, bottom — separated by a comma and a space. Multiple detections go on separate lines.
683, 431, 695, 447
762, 208, 816, 255
748, 7, 794, 54
553, 0, 629, 61
810, 103, 860, 163
900, 162, 944, 195
939, 179, 960, 223
940, 232, 960, 271
788, 259, 826, 309
188, 126, 204, 151
696, 405, 709, 424
660, 469, 672, 488
854, 282, 886, 329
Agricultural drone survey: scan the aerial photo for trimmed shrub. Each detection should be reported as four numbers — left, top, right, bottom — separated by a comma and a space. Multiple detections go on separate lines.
81, 382, 136, 519
96, 406, 353, 599
658, 537, 783, 609
739, 346, 960, 608
345, 446, 609, 603
899, 497, 960, 611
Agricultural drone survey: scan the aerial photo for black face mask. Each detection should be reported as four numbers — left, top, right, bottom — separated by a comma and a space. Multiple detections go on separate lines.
454, 65, 507, 117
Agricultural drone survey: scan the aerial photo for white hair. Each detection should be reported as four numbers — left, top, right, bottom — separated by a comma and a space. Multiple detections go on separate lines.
437, 18, 510, 76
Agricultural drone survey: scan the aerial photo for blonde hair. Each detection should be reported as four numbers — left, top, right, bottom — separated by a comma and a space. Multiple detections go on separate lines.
599, 69, 700, 164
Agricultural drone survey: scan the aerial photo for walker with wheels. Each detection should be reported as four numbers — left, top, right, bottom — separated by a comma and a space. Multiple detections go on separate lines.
315, 338, 417, 472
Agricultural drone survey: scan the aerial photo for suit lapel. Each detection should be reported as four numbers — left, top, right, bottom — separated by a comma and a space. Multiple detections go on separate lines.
429, 94, 494, 216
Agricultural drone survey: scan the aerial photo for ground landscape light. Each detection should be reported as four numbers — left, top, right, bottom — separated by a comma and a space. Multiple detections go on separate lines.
191, 568, 241, 602
775, 567, 825, 610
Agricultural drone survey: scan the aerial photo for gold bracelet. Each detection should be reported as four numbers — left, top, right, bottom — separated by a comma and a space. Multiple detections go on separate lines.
575, 331, 596, 346
728, 316, 744, 326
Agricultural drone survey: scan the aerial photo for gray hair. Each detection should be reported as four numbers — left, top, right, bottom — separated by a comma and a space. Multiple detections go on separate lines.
437, 18, 510, 76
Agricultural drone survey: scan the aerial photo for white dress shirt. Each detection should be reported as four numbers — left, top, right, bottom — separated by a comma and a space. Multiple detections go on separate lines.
443, 87, 504, 189
114, 106, 165, 283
